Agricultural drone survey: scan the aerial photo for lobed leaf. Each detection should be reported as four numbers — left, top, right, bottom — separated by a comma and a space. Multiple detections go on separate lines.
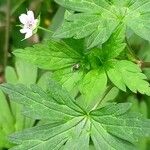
54, 0, 150, 48
1, 80, 150, 149
13, 40, 82, 70
106, 60, 150, 95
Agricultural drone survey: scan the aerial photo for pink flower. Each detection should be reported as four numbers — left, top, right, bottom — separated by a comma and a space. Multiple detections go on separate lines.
19, 10, 39, 39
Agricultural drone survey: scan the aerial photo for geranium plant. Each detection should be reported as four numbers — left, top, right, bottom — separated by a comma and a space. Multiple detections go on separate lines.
1, 0, 150, 149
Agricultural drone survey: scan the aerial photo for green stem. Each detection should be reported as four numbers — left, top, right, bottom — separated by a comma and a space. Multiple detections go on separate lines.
38, 26, 53, 34
92, 85, 113, 110
125, 38, 150, 68
125, 37, 140, 61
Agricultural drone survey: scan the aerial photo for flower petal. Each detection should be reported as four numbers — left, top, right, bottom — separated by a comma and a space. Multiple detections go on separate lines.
25, 29, 33, 39
20, 28, 28, 34
27, 10, 35, 22
19, 14, 28, 24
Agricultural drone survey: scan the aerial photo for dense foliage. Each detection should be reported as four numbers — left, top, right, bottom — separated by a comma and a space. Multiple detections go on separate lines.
1, 0, 150, 150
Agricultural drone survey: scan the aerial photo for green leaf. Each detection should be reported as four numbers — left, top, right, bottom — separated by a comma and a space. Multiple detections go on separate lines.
100, 87, 119, 105
106, 60, 150, 95
109, 0, 135, 6
37, 72, 51, 90
13, 39, 86, 93
1, 80, 150, 150
126, 0, 150, 42
53, 10, 119, 48
5, 59, 37, 130
91, 119, 134, 150
79, 68, 107, 110
0, 83, 81, 122
51, 38, 85, 93
15, 59, 37, 85
54, 0, 110, 13
86, 17, 119, 49
6, 59, 37, 85
13, 40, 82, 70
0, 90, 14, 148
54, 0, 150, 48
5, 66, 18, 84
63, 38, 85, 56
52, 67, 83, 93
46, 78, 84, 113
90, 102, 150, 144
102, 24, 126, 60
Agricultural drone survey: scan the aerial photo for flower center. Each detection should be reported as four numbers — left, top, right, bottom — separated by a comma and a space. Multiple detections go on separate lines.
27, 21, 34, 29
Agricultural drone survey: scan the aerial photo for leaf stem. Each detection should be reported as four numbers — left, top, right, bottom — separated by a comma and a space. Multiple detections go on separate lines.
124, 37, 150, 68
137, 61, 150, 68
125, 37, 140, 61
38, 26, 53, 34
93, 85, 113, 109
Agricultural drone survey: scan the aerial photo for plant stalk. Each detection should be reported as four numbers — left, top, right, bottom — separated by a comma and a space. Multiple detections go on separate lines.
93, 85, 113, 109
38, 26, 53, 34
125, 37, 140, 61
3, 0, 10, 73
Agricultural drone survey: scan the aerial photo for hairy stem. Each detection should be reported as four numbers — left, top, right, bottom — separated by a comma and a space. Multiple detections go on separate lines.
137, 61, 150, 68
